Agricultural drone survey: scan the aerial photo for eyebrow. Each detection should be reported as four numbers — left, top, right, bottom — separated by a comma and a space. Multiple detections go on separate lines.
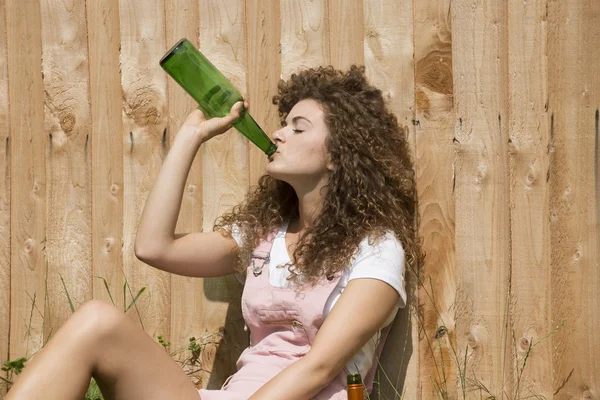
285, 115, 313, 126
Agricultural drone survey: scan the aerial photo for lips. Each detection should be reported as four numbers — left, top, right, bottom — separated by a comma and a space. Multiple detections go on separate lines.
269, 151, 280, 160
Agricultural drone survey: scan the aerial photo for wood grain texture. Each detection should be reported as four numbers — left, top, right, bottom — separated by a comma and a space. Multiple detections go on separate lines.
40, 0, 93, 337
245, 0, 281, 185
328, 0, 364, 70
548, 0, 600, 397
164, 0, 204, 389
412, 0, 457, 398
119, 0, 171, 337
280, 0, 329, 79
2, 3, 599, 396
451, 0, 513, 396
507, 0, 553, 397
6, 0, 47, 360
363, 0, 419, 398
198, 0, 249, 388
86, 0, 124, 308
0, 0, 9, 387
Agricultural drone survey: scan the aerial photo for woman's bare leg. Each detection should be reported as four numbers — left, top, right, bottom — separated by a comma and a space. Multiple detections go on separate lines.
6, 299, 201, 400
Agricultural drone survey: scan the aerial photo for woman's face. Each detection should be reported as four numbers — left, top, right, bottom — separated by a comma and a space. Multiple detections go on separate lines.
266, 99, 333, 185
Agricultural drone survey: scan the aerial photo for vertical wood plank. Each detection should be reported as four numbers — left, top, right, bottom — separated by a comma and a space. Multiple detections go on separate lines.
40, 0, 93, 336
119, 0, 171, 337
363, 0, 420, 398
6, 0, 47, 360
412, 0, 456, 398
451, 0, 513, 396
164, 0, 204, 387
245, 0, 281, 184
328, 0, 364, 70
507, 0, 553, 397
198, 0, 249, 388
280, 0, 329, 79
548, 0, 600, 397
0, 0, 9, 387
87, 0, 125, 308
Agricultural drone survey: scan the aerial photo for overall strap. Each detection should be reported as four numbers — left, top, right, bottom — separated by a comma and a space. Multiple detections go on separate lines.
250, 231, 277, 277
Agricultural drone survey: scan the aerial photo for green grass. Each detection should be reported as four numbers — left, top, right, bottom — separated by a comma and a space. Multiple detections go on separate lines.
0, 272, 221, 399
1, 262, 568, 400
369, 261, 567, 400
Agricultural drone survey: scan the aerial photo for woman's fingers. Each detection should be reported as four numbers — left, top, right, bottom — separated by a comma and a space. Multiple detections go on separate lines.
225, 100, 244, 125
178, 100, 248, 142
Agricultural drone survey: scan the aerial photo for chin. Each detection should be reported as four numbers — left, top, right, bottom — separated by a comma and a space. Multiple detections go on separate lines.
265, 166, 293, 184
265, 167, 285, 181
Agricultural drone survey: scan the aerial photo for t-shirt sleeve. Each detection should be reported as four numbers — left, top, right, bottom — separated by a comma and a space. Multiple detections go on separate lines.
230, 223, 243, 247
227, 224, 245, 284
347, 232, 407, 307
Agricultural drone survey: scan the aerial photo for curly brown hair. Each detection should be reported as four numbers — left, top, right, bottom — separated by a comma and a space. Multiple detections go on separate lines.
214, 65, 422, 302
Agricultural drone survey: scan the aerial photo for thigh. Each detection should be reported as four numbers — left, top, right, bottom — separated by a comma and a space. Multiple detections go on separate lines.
80, 300, 200, 400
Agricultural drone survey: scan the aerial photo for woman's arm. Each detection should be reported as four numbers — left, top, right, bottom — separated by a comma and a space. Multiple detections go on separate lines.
135, 102, 245, 277
249, 278, 399, 400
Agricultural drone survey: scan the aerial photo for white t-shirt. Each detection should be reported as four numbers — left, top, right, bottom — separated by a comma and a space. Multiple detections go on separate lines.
231, 220, 407, 379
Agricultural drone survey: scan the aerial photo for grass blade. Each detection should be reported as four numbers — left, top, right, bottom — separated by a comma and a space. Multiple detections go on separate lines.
59, 273, 75, 313
123, 280, 127, 313
125, 287, 146, 313
95, 276, 115, 307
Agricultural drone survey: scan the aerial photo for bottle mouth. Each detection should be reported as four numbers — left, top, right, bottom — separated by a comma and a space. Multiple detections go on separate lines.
347, 374, 362, 385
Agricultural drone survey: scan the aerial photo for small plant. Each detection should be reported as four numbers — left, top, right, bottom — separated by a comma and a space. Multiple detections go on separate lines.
188, 336, 202, 364
158, 335, 172, 352
84, 378, 103, 400
1, 357, 28, 389
0, 274, 149, 399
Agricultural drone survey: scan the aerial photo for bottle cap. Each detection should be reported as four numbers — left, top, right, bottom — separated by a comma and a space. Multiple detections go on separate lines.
347, 374, 362, 385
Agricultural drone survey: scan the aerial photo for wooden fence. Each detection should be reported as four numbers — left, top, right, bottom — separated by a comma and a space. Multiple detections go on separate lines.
0, 0, 598, 398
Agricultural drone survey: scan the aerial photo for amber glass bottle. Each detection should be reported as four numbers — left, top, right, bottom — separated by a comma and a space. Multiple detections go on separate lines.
347, 373, 364, 400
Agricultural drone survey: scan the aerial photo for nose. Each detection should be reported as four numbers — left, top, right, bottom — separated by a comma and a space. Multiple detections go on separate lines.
271, 127, 285, 143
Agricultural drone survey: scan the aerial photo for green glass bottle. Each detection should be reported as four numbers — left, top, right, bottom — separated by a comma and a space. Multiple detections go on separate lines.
160, 38, 277, 157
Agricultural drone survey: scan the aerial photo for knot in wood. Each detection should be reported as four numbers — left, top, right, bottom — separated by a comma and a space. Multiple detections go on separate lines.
415, 50, 453, 97
110, 184, 120, 196
573, 248, 582, 262
103, 237, 114, 253
24, 238, 34, 254
475, 164, 487, 185
60, 113, 76, 133
124, 87, 164, 126
467, 332, 478, 349
519, 337, 531, 352
130, 105, 160, 126
525, 170, 537, 187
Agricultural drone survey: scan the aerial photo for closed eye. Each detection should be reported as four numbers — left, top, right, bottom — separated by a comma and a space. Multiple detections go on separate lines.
282, 122, 303, 133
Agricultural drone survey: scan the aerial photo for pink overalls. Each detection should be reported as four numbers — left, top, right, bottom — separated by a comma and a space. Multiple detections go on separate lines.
198, 233, 389, 399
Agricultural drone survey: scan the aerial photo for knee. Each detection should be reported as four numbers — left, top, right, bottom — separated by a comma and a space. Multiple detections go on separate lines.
71, 299, 125, 339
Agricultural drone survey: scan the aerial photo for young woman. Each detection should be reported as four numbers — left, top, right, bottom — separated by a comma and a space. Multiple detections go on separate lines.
6, 65, 421, 400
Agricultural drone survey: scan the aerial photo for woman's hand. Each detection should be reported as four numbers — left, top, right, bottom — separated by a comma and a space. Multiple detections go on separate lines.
178, 99, 249, 144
